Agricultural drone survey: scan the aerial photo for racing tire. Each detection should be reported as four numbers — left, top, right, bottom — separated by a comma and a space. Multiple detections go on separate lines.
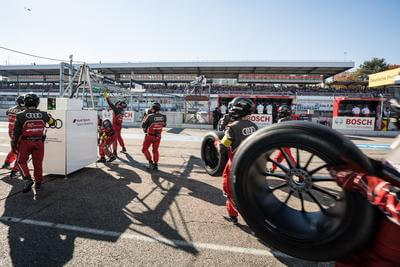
231, 121, 380, 261
201, 131, 228, 177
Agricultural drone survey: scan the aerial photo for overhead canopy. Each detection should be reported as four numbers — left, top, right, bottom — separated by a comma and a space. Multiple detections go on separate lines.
369, 68, 400, 87
0, 61, 354, 82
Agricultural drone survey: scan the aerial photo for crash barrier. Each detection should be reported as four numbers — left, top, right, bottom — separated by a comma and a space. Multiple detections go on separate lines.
38, 98, 97, 176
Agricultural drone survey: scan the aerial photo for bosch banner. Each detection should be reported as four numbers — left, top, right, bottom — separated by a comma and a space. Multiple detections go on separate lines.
332, 116, 375, 131
123, 111, 134, 122
249, 114, 273, 126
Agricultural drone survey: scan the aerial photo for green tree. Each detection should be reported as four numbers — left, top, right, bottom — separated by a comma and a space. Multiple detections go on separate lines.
358, 57, 389, 80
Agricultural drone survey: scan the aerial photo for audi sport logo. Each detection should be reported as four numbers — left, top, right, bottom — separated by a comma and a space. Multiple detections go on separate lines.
26, 113, 43, 119
242, 126, 256, 136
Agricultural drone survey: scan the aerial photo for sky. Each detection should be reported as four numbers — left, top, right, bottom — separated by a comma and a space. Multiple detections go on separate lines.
1, 0, 399, 68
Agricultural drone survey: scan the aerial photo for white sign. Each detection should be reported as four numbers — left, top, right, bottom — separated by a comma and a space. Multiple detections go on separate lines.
249, 114, 273, 126
123, 111, 134, 122
332, 116, 375, 131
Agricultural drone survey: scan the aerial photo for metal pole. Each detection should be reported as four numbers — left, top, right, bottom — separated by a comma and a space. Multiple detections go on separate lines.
59, 63, 64, 96
69, 54, 73, 96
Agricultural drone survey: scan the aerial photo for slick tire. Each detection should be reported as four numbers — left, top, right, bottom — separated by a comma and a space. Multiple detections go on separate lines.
201, 131, 228, 177
231, 121, 380, 261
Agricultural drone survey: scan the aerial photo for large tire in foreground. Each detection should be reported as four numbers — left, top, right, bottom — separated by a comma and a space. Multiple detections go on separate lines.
231, 121, 380, 261
201, 131, 228, 177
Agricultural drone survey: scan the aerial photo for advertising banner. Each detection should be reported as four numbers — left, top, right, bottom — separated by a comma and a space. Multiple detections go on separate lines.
249, 114, 273, 126
123, 111, 134, 122
332, 116, 375, 131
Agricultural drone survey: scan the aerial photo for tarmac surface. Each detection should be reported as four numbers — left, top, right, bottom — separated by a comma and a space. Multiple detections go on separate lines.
0, 122, 395, 266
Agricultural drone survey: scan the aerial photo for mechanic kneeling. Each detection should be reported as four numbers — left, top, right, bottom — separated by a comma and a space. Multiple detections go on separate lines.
97, 119, 117, 163
141, 102, 167, 170
220, 97, 258, 224
12, 94, 55, 193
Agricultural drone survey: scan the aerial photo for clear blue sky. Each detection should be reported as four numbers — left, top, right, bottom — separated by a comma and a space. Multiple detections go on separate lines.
1, 0, 399, 68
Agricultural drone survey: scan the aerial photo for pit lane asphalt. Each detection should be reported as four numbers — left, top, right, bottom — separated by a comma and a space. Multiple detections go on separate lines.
0, 123, 394, 266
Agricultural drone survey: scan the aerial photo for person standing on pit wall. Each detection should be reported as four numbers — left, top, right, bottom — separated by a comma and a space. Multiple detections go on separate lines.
266, 102, 273, 115
141, 102, 167, 170
352, 105, 361, 117
12, 93, 55, 193
257, 102, 265, 114
2, 96, 25, 179
269, 105, 296, 173
97, 119, 117, 163
212, 107, 222, 130
218, 101, 234, 131
220, 103, 227, 115
220, 97, 258, 224
361, 105, 370, 117
103, 91, 127, 154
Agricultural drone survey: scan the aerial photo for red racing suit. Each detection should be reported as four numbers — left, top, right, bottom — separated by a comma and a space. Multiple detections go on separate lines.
141, 112, 167, 164
106, 98, 125, 152
98, 125, 116, 158
4, 105, 25, 170
271, 117, 296, 171
331, 169, 400, 266
220, 119, 258, 217
12, 108, 53, 182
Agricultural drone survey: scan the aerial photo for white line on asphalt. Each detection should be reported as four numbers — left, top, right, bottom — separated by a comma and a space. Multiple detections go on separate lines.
0, 216, 290, 258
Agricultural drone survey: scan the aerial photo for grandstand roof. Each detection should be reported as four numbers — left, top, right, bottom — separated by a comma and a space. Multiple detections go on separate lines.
0, 61, 354, 80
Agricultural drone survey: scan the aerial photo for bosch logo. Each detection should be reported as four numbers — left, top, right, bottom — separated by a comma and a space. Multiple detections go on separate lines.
346, 118, 373, 126
26, 113, 43, 119
242, 126, 256, 136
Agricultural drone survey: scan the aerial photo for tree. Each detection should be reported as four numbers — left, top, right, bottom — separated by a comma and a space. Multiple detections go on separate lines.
358, 57, 389, 80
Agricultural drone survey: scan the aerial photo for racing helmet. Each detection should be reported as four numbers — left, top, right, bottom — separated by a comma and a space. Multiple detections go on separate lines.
24, 93, 40, 108
16, 95, 25, 106
277, 105, 292, 119
102, 119, 112, 129
117, 101, 127, 109
151, 102, 161, 112
228, 97, 254, 119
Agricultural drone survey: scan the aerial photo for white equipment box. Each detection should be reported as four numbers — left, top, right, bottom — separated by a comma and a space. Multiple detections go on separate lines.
39, 98, 98, 175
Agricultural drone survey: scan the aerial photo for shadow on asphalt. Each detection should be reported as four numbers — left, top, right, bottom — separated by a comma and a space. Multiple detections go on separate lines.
119, 153, 225, 255
1, 166, 139, 266
167, 128, 185, 134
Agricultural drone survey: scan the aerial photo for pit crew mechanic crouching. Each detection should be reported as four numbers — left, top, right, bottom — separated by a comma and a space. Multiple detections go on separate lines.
220, 97, 258, 224
141, 103, 167, 170
12, 94, 55, 193
2, 96, 25, 179
97, 119, 117, 163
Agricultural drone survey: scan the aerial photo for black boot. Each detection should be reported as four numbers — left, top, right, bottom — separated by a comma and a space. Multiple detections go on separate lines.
2, 162, 10, 169
147, 162, 154, 170
97, 157, 106, 163
152, 163, 158, 170
121, 147, 127, 153
229, 216, 238, 225
22, 177, 34, 193
9, 170, 19, 178
34, 181, 42, 191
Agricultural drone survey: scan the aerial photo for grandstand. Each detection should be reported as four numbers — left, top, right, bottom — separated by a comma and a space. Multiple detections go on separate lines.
1, 60, 390, 112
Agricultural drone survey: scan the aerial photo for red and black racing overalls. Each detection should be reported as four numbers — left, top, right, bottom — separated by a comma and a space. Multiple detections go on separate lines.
141, 112, 167, 164
4, 105, 25, 170
12, 108, 52, 182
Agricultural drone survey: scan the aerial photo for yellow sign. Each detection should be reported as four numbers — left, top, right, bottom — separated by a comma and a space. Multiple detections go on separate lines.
369, 68, 400, 87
